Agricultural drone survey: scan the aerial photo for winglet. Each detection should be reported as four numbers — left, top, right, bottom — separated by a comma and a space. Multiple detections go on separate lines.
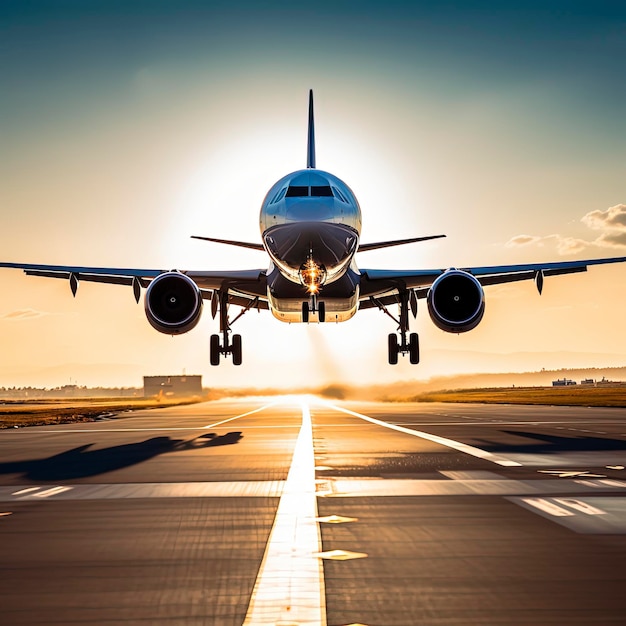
307, 89, 316, 169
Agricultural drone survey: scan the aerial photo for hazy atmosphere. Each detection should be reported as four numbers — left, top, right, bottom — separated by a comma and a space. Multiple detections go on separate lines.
1, 1, 625, 388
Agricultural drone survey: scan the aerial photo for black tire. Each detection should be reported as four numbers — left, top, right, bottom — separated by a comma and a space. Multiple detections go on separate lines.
232, 334, 242, 366
302, 301, 309, 323
388, 333, 399, 365
409, 332, 420, 364
210, 334, 221, 366
318, 301, 326, 323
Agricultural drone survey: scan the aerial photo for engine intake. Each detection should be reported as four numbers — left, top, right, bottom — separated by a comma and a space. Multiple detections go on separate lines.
145, 271, 203, 335
427, 269, 485, 333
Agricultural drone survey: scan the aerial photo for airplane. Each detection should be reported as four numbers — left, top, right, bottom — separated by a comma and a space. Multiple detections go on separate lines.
2, 90, 626, 366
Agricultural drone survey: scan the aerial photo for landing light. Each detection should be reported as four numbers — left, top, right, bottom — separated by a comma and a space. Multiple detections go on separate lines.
299, 258, 327, 294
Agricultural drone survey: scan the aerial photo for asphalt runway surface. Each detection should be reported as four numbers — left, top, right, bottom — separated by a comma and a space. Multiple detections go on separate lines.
1, 397, 626, 625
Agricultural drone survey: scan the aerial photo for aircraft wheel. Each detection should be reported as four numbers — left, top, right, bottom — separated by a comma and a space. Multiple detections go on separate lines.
388, 333, 399, 365
302, 301, 310, 323
318, 301, 326, 323
409, 332, 420, 364
210, 334, 221, 366
232, 334, 243, 366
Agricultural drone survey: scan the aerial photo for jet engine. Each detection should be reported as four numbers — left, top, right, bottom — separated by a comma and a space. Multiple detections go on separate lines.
145, 271, 203, 335
427, 269, 485, 333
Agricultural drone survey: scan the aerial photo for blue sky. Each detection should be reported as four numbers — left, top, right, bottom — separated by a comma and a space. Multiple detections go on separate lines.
1, 1, 625, 387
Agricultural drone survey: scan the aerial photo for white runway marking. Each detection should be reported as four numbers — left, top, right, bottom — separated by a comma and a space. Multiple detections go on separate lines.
598, 479, 626, 488
323, 477, 625, 498
511, 496, 626, 534
203, 402, 279, 429
32, 486, 73, 498
243, 402, 326, 626
520, 498, 575, 517
324, 402, 522, 467
1, 481, 285, 502
2, 476, 625, 503
11, 487, 40, 496
553, 498, 606, 515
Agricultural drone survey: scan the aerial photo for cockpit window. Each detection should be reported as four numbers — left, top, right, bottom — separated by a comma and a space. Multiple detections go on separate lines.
332, 186, 348, 203
271, 187, 287, 203
310, 185, 333, 197
286, 186, 309, 197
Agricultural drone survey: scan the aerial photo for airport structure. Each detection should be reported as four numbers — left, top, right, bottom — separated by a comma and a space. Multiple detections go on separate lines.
552, 378, 577, 386
143, 375, 203, 398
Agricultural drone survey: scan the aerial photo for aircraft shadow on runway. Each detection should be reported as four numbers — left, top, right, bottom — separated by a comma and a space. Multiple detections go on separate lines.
0, 432, 243, 481
476, 430, 626, 455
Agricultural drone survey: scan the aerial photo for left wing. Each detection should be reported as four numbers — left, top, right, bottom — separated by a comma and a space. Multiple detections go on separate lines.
190, 235, 265, 251
0, 261, 268, 305
359, 255, 626, 306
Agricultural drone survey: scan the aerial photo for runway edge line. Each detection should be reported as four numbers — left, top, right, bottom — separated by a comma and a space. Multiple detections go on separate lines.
324, 402, 522, 467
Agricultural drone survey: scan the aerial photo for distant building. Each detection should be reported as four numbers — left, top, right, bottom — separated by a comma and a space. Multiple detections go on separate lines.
580, 378, 595, 386
143, 375, 203, 398
552, 378, 576, 387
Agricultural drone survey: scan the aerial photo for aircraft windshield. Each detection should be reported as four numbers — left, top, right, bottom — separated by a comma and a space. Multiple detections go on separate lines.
285, 185, 334, 198
286, 186, 309, 197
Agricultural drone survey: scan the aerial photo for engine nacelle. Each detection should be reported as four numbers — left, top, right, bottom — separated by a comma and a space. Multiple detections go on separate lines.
145, 271, 203, 335
427, 269, 485, 333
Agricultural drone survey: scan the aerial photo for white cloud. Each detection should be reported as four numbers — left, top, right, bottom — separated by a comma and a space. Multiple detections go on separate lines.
506, 203, 626, 255
0, 308, 49, 321
582, 204, 626, 231
554, 236, 589, 255
505, 235, 544, 247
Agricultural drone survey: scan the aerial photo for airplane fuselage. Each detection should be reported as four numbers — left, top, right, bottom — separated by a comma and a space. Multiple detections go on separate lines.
259, 168, 362, 323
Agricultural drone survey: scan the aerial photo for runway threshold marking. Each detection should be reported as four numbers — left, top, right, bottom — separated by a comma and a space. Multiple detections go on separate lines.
243, 401, 326, 626
11, 487, 40, 496
33, 486, 73, 498
323, 402, 522, 467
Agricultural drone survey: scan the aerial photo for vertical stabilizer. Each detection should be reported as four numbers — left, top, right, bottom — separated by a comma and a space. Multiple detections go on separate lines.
307, 89, 316, 169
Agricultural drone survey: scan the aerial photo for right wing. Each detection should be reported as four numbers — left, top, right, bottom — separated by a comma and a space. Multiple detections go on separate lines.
358, 255, 626, 308
357, 234, 446, 252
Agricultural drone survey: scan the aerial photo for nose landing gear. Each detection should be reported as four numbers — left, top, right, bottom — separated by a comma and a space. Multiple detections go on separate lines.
301, 295, 325, 323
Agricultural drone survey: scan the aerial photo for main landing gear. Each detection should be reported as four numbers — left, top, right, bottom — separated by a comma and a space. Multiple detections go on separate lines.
387, 331, 419, 365
302, 295, 325, 323
209, 290, 257, 366
372, 289, 420, 365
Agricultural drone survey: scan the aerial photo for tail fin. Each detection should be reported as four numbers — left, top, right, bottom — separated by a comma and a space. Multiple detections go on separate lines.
307, 89, 316, 168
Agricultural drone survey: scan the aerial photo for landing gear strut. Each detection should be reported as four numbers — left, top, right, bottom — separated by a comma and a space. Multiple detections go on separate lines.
302, 295, 325, 323
209, 290, 256, 366
372, 289, 420, 365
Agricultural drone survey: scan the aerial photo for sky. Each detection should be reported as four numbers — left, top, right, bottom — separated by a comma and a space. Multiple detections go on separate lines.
1, 1, 625, 388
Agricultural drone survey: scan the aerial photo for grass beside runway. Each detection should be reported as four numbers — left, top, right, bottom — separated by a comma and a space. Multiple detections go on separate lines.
412, 386, 626, 407
0, 397, 204, 428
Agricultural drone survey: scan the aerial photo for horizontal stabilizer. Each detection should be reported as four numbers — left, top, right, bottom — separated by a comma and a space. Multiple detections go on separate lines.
358, 234, 446, 253
191, 235, 264, 251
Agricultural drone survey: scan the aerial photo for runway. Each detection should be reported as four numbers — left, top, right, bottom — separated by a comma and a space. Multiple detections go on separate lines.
1, 398, 626, 625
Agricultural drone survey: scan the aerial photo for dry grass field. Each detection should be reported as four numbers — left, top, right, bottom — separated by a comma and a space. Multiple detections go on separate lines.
0, 397, 203, 429
413, 386, 626, 407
